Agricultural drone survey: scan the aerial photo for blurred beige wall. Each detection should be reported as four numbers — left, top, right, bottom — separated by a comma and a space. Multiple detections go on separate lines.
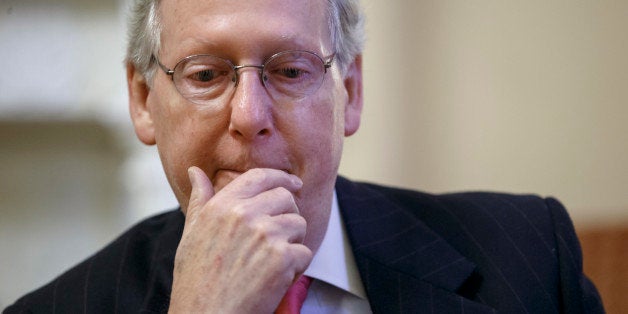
341, 0, 628, 227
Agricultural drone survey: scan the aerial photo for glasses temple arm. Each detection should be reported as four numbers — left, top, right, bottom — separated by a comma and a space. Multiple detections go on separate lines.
152, 55, 175, 76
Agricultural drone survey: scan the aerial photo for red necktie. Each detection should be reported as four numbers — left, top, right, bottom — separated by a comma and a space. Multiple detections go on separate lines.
275, 275, 313, 314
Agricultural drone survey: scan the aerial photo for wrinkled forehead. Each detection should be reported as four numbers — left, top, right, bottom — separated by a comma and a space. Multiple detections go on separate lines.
158, 0, 332, 61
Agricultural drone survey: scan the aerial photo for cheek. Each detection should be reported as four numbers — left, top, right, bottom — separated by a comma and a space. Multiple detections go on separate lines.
150, 82, 223, 155
293, 90, 346, 173
151, 107, 193, 203
148, 86, 226, 205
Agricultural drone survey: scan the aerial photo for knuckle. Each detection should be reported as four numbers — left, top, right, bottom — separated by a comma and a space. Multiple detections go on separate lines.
294, 214, 307, 228
299, 246, 313, 260
273, 187, 293, 200
232, 204, 250, 220
269, 244, 290, 264
252, 221, 272, 242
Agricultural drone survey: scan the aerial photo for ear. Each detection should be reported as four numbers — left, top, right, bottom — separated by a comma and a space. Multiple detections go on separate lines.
343, 55, 363, 137
127, 62, 156, 145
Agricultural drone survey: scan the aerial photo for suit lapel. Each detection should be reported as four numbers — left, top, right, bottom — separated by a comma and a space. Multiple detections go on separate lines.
335, 176, 495, 313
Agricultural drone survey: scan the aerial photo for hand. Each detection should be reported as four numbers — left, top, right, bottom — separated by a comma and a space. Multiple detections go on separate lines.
168, 167, 313, 313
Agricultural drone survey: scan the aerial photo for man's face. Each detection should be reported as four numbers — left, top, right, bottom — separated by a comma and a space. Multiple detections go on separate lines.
128, 0, 362, 247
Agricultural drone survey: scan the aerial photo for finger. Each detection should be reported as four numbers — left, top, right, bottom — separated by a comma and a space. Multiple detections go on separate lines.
244, 186, 300, 217
252, 208, 307, 245
271, 213, 307, 244
288, 243, 313, 275
186, 166, 215, 218
221, 168, 302, 199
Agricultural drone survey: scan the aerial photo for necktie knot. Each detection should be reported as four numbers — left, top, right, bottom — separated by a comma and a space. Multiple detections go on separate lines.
275, 275, 313, 314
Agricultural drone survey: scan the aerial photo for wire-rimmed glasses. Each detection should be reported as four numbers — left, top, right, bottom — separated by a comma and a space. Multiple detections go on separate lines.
155, 50, 334, 106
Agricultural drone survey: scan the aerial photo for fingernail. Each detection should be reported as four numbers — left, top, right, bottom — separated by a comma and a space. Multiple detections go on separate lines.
188, 167, 196, 186
292, 175, 303, 188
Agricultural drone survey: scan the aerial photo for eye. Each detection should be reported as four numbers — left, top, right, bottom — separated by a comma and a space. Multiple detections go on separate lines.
191, 69, 216, 82
268, 65, 312, 83
278, 67, 303, 79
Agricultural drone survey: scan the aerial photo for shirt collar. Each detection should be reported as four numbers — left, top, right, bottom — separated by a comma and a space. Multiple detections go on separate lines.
304, 190, 367, 299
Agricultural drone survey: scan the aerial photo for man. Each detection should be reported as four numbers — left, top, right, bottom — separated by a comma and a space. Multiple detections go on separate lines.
5, 0, 603, 313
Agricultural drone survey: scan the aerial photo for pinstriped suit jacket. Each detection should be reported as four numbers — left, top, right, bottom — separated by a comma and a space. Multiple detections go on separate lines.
4, 176, 603, 313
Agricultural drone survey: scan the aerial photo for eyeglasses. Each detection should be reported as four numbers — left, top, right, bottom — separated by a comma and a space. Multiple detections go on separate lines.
155, 50, 334, 106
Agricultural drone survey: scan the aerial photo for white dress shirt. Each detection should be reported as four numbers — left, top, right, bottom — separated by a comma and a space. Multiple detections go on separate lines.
301, 190, 372, 314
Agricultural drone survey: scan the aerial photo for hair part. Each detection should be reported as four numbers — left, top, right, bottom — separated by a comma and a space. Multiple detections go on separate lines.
125, 0, 364, 85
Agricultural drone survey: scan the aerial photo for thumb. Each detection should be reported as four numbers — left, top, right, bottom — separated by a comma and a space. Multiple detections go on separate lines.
186, 166, 214, 217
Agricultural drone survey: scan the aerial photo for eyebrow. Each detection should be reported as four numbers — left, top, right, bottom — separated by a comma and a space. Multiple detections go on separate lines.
170, 32, 322, 62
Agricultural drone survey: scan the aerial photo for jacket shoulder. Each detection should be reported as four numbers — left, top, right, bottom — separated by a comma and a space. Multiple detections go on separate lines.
4, 209, 184, 314
335, 176, 604, 313
337, 175, 557, 236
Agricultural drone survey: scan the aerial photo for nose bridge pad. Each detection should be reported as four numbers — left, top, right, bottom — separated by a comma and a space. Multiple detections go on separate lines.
258, 69, 267, 87
233, 65, 266, 88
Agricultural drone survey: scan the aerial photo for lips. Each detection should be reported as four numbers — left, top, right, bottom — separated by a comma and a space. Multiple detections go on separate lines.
215, 169, 243, 181
212, 167, 292, 192
212, 169, 242, 191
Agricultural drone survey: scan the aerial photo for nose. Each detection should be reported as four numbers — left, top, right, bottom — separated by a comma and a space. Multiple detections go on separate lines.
228, 68, 274, 140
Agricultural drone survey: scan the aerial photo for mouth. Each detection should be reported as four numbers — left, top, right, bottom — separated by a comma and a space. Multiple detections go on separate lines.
212, 167, 292, 191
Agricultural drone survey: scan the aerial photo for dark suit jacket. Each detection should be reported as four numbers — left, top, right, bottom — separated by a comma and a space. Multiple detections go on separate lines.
4, 176, 603, 313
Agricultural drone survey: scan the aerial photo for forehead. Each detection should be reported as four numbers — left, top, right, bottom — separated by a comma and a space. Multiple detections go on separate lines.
159, 0, 331, 60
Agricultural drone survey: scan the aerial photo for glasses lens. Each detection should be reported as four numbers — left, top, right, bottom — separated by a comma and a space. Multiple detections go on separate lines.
263, 51, 326, 100
172, 55, 234, 104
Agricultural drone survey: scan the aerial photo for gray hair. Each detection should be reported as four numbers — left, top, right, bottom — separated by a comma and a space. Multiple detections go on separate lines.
125, 0, 365, 85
